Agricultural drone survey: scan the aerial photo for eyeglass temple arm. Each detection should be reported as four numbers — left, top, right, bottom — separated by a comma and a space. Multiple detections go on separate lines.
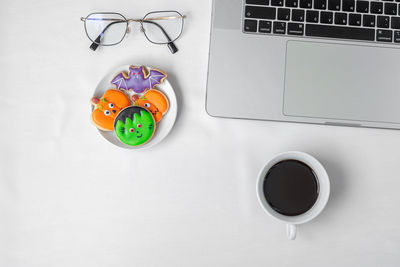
89, 20, 179, 54
141, 20, 178, 54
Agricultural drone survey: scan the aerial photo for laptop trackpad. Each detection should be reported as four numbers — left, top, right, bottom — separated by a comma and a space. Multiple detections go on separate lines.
284, 41, 400, 124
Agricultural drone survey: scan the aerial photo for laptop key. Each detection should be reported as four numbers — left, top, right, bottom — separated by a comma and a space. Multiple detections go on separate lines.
370, 2, 383, 14
246, 0, 270, 4
320, 11, 334, 23
278, 8, 291, 20
376, 29, 393, 42
300, 0, 312, 8
244, 19, 258, 32
273, 21, 286, 33
363, 15, 376, 27
314, 0, 327, 9
285, 0, 299, 7
384, 3, 397, 15
356, 1, 369, 13
288, 22, 304, 35
335, 12, 347, 25
328, 0, 341, 10
349, 13, 362, 26
245, 6, 277, 19
377, 15, 390, 28
394, 30, 400, 42
306, 24, 375, 40
306, 10, 319, 23
292, 9, 305, 21
259, 20, 272, 33
314, 0, 326, 10
271, 0, 284, 6
391, 17, 400, 29
342, 0, 355, 11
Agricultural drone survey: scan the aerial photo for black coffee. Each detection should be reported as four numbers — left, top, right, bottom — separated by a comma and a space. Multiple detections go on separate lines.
263, 160, 319, 216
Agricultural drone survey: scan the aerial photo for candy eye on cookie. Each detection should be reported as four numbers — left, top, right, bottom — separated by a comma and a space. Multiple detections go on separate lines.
104, 110, 111, 116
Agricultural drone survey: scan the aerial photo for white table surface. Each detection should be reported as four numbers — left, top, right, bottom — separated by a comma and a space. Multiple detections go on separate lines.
1, 0, 400, 266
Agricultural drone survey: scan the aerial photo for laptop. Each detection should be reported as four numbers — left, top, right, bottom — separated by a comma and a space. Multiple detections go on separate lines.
206, 0, 400, 129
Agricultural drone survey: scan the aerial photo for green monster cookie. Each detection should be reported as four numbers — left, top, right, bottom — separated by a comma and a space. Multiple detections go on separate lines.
114, 106, 156, 146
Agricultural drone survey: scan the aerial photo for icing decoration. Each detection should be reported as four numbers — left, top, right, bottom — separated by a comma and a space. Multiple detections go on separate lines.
132, 89, 169, 123
91, 89, 130, 131
111, 66, 167, 93
114, 106, 156, 146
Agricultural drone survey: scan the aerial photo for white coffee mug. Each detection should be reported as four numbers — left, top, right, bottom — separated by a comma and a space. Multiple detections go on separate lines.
256, 151, 330, 240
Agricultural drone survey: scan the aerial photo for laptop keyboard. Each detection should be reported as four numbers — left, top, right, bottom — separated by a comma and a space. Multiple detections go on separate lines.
243, 0, 400, 43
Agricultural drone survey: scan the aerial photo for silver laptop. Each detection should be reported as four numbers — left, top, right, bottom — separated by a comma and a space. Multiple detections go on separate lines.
206, 0, 400, 129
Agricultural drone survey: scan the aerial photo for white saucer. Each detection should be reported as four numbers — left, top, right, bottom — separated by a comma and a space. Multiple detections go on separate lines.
93, 65, 178, 149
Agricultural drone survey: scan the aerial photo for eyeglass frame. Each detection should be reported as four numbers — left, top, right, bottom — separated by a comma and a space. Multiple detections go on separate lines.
80, 11, 186, 53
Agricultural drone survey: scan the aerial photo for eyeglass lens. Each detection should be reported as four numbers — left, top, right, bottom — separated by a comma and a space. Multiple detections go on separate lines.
85, 13, 127, 46
142, 11, 184, 44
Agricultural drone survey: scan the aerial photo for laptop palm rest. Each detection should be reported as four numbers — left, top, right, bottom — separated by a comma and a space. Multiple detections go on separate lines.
284, 41, 400, 124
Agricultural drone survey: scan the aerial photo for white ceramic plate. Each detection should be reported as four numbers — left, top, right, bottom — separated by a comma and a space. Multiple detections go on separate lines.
93, 65, 178, 149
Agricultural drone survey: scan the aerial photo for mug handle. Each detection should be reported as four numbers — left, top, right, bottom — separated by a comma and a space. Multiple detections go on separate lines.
286, 224, 296, 240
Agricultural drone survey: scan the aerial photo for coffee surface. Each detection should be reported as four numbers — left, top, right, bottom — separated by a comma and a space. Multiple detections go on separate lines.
263, 160, 319, 216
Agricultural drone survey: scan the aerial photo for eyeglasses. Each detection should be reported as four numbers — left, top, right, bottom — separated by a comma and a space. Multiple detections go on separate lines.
80, 11, 185, 54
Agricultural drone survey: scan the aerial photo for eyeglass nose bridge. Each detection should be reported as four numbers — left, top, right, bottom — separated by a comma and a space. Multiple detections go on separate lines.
124, 22, 145, 35
126, 19, 146, 33
127, 18, 142, 24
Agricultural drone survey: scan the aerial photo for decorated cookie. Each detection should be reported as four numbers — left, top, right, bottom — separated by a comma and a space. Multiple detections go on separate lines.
91, 89, 131, 131
131, 89, 169, 123
111, 65, 167, 93
114, 106, 156, 146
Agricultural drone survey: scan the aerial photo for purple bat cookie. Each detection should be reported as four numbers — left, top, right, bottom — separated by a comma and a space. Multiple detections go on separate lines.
111, 66, 167, 93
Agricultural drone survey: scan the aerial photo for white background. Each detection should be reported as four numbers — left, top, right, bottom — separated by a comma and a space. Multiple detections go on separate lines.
1, 0, 400, 266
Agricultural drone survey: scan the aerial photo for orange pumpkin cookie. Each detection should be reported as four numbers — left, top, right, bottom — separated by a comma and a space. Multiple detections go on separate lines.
91, 89, 131, 131
131, 89, 169, 123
